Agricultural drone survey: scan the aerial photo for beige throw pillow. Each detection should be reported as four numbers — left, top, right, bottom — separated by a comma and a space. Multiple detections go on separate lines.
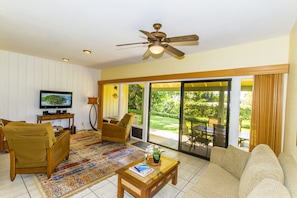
221, 145, 250, 179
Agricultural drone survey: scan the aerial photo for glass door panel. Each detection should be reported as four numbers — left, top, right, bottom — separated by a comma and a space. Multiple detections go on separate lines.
148, 82, 181, 150
238, 78, 253, 151
128, 83, 145, 140
180, 80, 231, 159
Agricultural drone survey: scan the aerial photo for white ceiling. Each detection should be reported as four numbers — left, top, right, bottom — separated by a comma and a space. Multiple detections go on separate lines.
1, 0, 297, 69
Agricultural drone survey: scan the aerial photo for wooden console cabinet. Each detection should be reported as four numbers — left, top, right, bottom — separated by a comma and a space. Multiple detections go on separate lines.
37, 114, 75, 134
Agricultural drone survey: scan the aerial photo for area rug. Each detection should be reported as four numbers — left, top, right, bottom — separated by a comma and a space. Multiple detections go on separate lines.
33, 131, 145, 198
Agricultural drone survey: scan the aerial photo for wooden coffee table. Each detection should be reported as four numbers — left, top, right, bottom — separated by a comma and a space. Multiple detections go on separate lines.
116, 155, 180, 198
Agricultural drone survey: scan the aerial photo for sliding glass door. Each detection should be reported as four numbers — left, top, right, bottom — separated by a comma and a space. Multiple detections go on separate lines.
180, 80, 231, 159
148, 82, 181, 150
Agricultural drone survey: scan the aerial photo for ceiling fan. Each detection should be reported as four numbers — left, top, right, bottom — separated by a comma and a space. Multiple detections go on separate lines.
116, 23, 199, 59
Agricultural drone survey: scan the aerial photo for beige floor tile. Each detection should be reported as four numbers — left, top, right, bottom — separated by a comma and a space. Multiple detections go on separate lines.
156, 184, 180, 197
70, 188, 93, 198
0, 141, 208, 198
168, 176, 189, 190
93, 182, 117, 198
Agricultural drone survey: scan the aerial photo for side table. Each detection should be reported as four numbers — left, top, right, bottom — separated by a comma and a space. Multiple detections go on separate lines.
37, 114, 75, 134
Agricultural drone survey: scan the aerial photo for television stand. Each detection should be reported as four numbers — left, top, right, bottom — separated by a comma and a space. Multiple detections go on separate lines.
37, 113, 75, 134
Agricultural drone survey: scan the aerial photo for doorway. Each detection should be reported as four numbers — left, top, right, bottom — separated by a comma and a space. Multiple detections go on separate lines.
147, 79, 231, 159
148, 82, 181, 150
180, 79, 231, 158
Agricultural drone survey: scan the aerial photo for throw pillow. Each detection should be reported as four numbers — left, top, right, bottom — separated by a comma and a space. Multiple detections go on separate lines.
221, 145, 250, 179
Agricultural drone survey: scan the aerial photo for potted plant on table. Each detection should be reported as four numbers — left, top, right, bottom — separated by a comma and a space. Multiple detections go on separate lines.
153, 146, 161, 163
145, 145, 163, 165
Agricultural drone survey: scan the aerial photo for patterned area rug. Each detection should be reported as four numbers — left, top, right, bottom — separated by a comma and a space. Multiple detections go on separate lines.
33, 131, 145, 198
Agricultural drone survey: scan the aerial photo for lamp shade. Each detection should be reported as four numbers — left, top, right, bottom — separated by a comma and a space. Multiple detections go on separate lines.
88, 97, 98, 104
149, 44, 164, 54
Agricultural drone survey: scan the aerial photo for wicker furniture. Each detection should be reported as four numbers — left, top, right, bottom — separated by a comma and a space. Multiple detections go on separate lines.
3, 122, 70, 181
102, 113, 135, 145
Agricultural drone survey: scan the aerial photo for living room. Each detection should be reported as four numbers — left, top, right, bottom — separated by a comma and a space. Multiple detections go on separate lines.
1, 1, 297, 197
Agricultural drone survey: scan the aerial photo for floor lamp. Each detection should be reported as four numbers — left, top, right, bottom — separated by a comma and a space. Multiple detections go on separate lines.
88, 97, 98, 131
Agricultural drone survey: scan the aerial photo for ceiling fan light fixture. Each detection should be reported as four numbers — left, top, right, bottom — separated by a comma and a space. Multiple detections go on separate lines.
149, 44, 164, 54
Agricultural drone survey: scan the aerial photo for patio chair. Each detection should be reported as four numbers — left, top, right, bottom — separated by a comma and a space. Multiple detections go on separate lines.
190, 121, 210, 155
213, 124, 227, 147
208, 117, 221, 127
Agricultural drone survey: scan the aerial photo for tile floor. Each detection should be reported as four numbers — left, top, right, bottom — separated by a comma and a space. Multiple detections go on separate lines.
0, 140, 209, 198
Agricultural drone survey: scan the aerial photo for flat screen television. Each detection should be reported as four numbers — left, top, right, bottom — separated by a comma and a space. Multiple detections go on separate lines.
40, 90, 73, 109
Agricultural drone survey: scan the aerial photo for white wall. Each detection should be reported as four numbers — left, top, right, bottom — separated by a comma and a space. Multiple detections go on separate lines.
0, 50, 101, 131
284, 20, 297, 160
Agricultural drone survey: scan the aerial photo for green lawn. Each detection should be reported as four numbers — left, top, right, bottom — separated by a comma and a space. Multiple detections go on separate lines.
149, 115, 179, 132
135, 114, 250, 133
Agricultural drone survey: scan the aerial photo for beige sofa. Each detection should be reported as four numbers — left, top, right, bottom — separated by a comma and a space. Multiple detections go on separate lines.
184, 144, 297, 198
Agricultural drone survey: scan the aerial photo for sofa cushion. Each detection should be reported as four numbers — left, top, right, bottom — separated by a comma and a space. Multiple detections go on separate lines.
239, 144, 284, 198
187, 163, 240, 198
278, 152, 297, 197
221, 145, 250, 179
247, 178, 291, 198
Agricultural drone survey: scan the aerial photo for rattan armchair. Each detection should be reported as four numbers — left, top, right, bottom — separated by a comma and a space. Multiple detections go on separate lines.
3, 122, 70, 181
102, 113, 135, 145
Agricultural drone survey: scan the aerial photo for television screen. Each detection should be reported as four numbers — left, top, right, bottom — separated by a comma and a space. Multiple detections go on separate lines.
40, 90, 73, 109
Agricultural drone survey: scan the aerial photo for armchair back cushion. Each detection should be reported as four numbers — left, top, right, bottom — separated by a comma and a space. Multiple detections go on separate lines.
0, 119, 25, 152
117, 113, 134, 132
3, 122, 56, 168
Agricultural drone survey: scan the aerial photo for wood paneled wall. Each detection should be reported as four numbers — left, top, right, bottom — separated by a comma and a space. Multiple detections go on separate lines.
0, 50, 100, 130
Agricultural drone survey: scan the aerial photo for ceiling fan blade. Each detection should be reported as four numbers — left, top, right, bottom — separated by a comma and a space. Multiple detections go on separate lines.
164, 34, 199, 43
143, 48, 151, 60
116, 41, 149, 46
139, 30, 157, 40
163, 44, 185, 57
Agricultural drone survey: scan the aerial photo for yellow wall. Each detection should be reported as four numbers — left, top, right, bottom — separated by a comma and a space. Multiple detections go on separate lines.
284, 21, 297, 161
101, 36, 289, 80
101, 33, 296, 157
